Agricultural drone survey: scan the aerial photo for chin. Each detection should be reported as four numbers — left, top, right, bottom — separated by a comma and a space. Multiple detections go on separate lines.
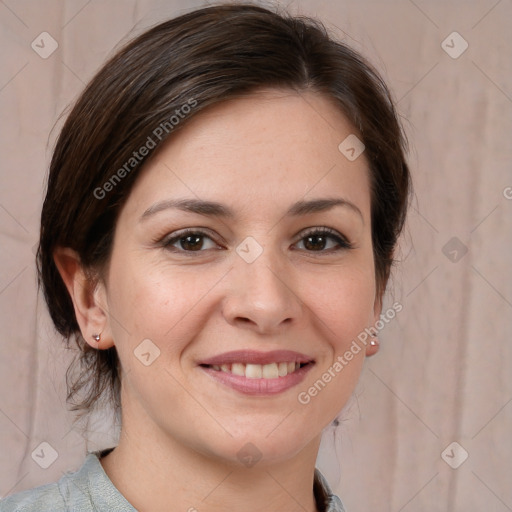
195, 423, 318, 469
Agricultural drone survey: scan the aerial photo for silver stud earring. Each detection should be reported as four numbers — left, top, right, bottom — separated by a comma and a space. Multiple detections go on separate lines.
370, 337, 379, 347
92, 334, 101, 342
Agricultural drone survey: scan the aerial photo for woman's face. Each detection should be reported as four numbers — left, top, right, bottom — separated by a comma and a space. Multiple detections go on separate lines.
100, 89, 380, 466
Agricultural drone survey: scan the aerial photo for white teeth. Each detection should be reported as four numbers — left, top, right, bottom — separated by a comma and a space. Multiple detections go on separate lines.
262, 362, 279, 379
209, 361, 305, 378
245, 364, 262, 379
231, 363, 246, 376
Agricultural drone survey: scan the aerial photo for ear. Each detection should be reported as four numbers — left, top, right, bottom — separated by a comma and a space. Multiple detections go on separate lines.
365, 291, 383, 357
53, 247, 114, 350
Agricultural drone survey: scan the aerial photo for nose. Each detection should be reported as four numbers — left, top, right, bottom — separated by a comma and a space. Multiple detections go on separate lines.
221, 249, 303, 334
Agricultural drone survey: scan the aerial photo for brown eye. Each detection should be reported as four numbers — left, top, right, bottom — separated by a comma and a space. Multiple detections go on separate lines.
295, 228, 352, 253
303, 233, 330, 251
163, 229, 219, 252
177, 234, 204, 251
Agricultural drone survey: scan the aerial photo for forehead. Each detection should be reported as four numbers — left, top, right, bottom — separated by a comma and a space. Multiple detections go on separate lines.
123, 89, 371, 221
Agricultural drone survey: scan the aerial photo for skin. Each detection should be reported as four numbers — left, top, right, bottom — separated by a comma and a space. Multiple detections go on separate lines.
55, 89, 381, 512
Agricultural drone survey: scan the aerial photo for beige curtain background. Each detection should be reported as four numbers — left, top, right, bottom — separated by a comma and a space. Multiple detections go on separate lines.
1, 0, 511, 510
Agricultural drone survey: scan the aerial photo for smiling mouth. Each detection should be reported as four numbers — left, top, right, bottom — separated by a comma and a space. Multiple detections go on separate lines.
200, 361, 311, 379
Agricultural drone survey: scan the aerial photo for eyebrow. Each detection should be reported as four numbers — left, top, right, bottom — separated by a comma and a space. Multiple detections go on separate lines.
140, 197, 364, 223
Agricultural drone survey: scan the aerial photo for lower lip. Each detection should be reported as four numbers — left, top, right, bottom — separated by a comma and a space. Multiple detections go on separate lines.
199, 363, 314, 396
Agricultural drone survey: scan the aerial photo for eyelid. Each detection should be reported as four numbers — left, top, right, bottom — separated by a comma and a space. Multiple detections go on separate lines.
298, 226, 350, 242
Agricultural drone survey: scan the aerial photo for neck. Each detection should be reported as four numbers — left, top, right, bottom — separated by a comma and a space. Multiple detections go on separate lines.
100, 409, 322, 512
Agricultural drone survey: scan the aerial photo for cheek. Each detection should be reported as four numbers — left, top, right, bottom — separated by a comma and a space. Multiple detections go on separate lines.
301, 263, 377, 351
106, 255, 223, 357
292, 268, 375, 424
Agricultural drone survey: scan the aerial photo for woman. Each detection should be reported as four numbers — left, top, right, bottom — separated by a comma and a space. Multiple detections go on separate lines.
1, 3, 410, 511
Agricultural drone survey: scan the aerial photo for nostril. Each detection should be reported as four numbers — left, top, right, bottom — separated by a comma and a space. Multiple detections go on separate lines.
235, 317, 256, 326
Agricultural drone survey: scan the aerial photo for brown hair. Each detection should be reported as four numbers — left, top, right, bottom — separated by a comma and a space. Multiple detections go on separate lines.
37, 2, 410, 417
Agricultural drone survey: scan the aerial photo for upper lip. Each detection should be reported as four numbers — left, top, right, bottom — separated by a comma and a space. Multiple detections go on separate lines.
198, 350, 314, 366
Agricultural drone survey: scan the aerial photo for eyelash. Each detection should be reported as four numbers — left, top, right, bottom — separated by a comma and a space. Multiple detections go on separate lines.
159, 227, 353, 255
